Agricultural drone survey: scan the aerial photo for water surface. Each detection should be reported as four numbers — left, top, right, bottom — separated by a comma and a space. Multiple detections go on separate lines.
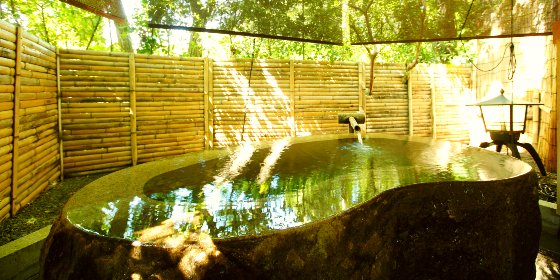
66, 136, 528, 242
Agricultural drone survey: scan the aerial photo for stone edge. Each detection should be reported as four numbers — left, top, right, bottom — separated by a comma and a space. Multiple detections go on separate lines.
0, 225, 51, 280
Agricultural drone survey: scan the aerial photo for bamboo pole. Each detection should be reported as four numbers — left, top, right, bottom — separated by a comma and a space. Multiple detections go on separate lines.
56, 48, 64, 180
129, 54, 137, 166
204, 57, 210, 149
290, 60, 296, 136
358, 62, 364, 112
359, 61, 367, 133
430, 66, 436, 139
407, 72, 413, 136
208, 58, 214, 148
10, 26, 22, 217
552, 21, 560, 214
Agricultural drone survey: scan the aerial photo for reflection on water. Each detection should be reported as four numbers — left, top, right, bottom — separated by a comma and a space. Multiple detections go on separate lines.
67, 137, 523, 242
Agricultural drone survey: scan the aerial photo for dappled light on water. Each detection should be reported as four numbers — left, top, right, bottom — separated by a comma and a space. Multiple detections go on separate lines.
66, 137, 528, 243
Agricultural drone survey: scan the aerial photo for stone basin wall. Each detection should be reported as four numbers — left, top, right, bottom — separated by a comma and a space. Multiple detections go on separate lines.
41, 171, 540, 280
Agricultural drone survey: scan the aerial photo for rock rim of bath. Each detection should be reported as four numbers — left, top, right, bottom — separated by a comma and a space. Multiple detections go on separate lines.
41, 134, 541, 280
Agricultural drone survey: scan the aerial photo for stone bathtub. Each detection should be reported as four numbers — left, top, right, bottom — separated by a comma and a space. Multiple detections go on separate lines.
41, 134, 540, 279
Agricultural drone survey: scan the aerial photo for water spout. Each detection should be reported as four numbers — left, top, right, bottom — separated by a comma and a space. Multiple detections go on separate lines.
338, 113, 366, 144
355, 130, 363, 144
348, 116, 361, 133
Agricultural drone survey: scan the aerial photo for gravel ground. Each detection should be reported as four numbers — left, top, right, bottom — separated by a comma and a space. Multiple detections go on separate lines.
0, 173, 106, 246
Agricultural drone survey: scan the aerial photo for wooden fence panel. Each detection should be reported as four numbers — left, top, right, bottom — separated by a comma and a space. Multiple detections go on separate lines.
365, 64, 409, 134
409, 65, 434, 138
294, 61, 359, 135
407, 64, 474, 142
213, 59, 292, 146
14, 30, 59, 211
59, 49, 131, 176
431, 65, 473, 142
0, 21, 59, 220
135, 54, 205, 162
0, 21, 15, 221
536, 37, 557, 172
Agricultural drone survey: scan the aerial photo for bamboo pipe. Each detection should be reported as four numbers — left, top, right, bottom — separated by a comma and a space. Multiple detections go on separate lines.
338, 113, 365, 133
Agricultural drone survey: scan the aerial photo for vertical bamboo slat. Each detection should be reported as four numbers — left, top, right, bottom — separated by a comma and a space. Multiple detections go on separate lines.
208, 58, 214, 147
408, 73, 413, 136
358, 62, 366, 132
430, 66, 436, 139
129, 54, 137, 166
10, 26, 22, 217
56, 48, 63, 179
553, 21, 560, 213
204, 58, 210, 149
290, 61, 295, 136
359, 62, 366, 117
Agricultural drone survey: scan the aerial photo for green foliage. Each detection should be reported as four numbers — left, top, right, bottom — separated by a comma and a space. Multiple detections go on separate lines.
378, 41, 476, 64
0, 0, 477, 64
226, 36, 356, 61
0, 0, 109, 50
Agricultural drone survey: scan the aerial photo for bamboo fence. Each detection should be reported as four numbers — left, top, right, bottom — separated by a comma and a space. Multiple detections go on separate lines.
55, 51, 476, 196
0, 21, 59, 221
7, 20, 559, 222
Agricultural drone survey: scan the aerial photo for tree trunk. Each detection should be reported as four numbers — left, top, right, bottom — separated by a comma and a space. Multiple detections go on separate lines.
115, 0, 133, 52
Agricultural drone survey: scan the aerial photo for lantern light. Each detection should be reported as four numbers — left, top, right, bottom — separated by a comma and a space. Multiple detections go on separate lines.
469, 89, 546, 175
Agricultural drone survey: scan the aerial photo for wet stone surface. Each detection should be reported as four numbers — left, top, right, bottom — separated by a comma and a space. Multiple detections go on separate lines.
40, 135, 541, 279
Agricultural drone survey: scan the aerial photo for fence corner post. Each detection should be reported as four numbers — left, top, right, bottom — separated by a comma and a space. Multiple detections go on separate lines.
552, 21, 560, 214
129, 53, 137, 166
10, 26, 23, 217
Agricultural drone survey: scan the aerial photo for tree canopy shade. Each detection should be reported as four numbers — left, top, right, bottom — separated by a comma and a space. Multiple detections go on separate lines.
136, 0, 557, 45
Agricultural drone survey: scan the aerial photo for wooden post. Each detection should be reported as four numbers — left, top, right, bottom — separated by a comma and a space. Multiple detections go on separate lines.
430, 66, 436, 139
10, 26, 22, 217
56, 48, 64, 180
129, 53, 137, 166
408, 71, 414, 136
204, 57, 211, 149
207, 58, 214, 148
553, 21, 560, 214
358, 61, 366, 132
290, 60, 296, 136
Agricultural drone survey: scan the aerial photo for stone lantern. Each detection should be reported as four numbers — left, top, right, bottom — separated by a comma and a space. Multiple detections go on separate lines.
471, 89, 546, 175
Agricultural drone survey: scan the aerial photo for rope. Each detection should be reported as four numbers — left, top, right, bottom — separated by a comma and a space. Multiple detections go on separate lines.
457, 0, 517, 74
241, 38, 259, 141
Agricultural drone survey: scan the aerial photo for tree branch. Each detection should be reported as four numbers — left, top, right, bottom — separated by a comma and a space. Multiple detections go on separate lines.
86, 16, 102, 50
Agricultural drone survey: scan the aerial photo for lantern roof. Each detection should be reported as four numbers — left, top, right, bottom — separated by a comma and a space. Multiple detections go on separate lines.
471, 90, 542, 106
